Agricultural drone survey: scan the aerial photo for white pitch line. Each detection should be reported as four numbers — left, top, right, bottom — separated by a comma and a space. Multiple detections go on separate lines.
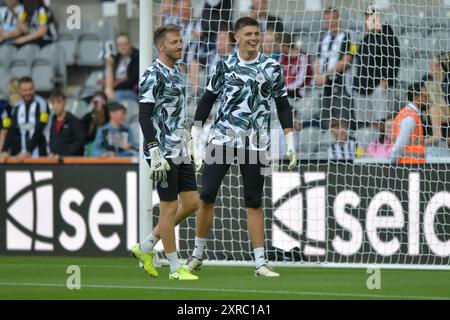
0, 282, 448, 300
0, 263, 136, 269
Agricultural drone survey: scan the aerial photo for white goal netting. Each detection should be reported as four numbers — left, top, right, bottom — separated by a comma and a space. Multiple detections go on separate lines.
147, 0, 450, 269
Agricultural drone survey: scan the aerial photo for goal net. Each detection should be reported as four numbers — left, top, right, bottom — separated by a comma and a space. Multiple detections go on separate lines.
146, 0, 450, 269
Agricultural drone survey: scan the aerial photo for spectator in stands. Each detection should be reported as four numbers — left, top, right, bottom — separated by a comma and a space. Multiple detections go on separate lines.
0, 0, 24, 45
200, 0, 232, 54
0, 77, 50, 163
8, 78, 21, 107
260, 29, 281, 61
328, 118, 358, 160
160, 0, 179, 25
389, 82, 427, 164
179, 0, 202, 90
13, 0, 57, 47
82, 92, 110, 144
205, 25, 235, 77
0, 98, 11, 151
92, 102, 138, 157
104, 33, 140, 101
249, 0, 284, 33
352, 5, 400, 131
365, 117, 393, 158
161, 0, 202, 95
280, 33, 312, 100
423, 52, 450, 147
48, 91, 85, 160
314, 7, 355, 130
279, 33, 312, 132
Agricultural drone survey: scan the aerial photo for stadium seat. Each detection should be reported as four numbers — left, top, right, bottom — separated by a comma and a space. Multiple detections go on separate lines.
31, 44, 66, 93
40, 44, 68, 89
398, 61, 422, 84
291, 11, 323, 34
9, 44, 38, 79
79, 71, 103, 100
430, 30, 450, 52
298, 31, 321, 57
298, 127, 321, 154
293, 93, 320, 122
396, 8, 430, 34
77, 34, 103, 67
428, 7, 450, 30
0, 45, 15, 96
31, 60, 55, 93
57, 27, 80, 66
398, 33, 427, 60
66, 98, 92, 119
77, 21, 104, 67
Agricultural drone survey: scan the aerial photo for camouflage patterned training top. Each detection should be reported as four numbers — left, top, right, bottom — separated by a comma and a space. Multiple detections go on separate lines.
207, 52, 288, 151
139, 59, 187, 159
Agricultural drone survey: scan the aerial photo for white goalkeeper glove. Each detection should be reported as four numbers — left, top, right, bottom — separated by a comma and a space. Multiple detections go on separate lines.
148, 142, 171, 182
285, 131, 297, 170
190, 126, 203, 172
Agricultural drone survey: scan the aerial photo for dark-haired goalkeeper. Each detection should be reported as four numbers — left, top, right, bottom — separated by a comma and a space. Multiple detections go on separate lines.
186, 17, 297, 277
131, 24, 199, 280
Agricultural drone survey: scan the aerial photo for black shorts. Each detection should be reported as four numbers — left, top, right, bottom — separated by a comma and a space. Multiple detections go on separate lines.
146, 157, 197, 202
200, 145, 269, 209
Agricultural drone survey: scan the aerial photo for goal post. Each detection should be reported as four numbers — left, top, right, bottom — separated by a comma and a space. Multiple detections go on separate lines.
141, 0, 450, 270
138, 0, 153, 252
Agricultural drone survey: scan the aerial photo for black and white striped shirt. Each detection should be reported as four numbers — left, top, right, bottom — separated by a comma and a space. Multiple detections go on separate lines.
0, 3, 23, 33
328, 138, 357, 161
2, 95, 50, 157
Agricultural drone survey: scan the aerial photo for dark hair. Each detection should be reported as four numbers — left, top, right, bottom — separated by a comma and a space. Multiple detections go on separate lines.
324, 7, 339, 16
50, 91, 66, 101
108, 102, 127, 113
234, 17, 259, 33
18, 76, 33, 86
407, 81, 426, 102
218, 22, 236, 45
23, 0, 44, 23
281, 33, 295, 46
116, 32, 131, 41
153, 24, 182, 46
92, 91, 107, 101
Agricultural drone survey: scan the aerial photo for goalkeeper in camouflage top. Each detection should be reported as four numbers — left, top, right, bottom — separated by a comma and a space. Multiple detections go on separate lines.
131, 24, 199, 281
186, 17, 297, 277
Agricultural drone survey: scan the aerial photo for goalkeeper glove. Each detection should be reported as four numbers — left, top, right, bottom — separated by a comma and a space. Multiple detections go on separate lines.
190, 126, 203, 172
148, 142, 171, 182
285, 131, 297, 170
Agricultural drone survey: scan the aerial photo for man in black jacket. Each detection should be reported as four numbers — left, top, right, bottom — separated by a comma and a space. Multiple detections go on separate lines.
352, 6, 400, 130
105, 33, 140, 101
48, 91, 85, 160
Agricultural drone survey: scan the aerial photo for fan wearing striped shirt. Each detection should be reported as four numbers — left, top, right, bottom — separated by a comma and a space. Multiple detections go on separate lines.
314, 7, 356, 130
0, 0, 23, 45
328, 118, 358, 161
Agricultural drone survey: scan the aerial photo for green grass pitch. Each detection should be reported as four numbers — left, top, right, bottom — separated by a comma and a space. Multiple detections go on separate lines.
0, 256, 449, 300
